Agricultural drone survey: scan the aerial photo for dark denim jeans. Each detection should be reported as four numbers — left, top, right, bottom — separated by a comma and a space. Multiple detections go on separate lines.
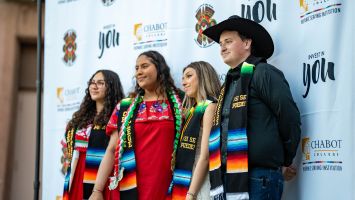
249, 167, 284, 200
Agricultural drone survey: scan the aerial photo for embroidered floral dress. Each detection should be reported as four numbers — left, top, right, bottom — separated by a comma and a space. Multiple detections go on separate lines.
107, 100, 175, 200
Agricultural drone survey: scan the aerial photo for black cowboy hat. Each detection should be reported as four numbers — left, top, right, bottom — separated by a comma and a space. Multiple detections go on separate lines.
203, 15, 274, 59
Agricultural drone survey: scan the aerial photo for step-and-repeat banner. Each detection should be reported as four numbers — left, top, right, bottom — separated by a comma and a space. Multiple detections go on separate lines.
43, 0, 354, 199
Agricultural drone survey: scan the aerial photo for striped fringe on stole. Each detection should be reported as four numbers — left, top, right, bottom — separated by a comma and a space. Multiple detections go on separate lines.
171, 169, 192, 199
119, 150, 137, 191
83, 148, 106, 184
226, 128, 248, 174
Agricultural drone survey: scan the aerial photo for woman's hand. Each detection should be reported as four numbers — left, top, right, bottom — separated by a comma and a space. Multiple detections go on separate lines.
185, 192, 197, 200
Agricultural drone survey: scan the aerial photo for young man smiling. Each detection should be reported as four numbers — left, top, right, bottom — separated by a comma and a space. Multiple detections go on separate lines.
203, 16, 301, 200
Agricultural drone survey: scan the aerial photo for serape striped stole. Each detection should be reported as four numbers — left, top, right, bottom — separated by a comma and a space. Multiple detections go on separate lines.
63, 127, 90, 200
83, 125, 109, 199
113, 98, 139, 199
170, 100, 212, 199
63, 125, 109, 199
209, 62, 255, 200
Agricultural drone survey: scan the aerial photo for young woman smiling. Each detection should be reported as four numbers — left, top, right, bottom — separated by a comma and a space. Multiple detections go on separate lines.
62, 70, 124, 200
170, 61, 221, 200
89, 51, 184, 200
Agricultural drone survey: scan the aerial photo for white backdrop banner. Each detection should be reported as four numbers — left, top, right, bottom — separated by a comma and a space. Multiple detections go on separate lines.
43, 0, 354, 199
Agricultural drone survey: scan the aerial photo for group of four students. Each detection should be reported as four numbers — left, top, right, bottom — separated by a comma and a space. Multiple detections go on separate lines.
62, 16, 301, 200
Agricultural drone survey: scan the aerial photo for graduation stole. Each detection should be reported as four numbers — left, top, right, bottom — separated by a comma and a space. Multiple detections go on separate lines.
82, 125, 109, 199
63, 127, 76, 200
209, 62, 255, 200
169, 100, 212, 199
108, 88, 183, 200
63, 124, 108, 199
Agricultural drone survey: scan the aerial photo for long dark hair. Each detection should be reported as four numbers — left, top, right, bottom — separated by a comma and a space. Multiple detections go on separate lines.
132, 50, 176, 97
67, 69, 124, 130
